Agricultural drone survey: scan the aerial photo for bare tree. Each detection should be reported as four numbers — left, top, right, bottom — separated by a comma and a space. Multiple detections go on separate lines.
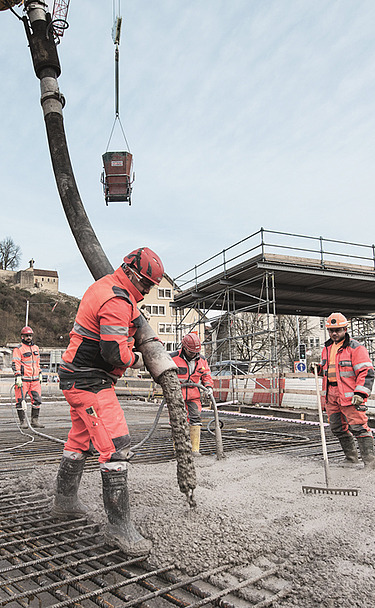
0, 237, 21, 270
276, 315, 299, 371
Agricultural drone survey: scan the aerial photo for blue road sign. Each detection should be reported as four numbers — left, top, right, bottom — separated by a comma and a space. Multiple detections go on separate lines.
294, 361, 307, 373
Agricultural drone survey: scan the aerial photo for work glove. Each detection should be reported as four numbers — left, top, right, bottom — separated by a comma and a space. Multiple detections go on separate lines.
309, 362, 320, 374
15, 376, 23, 388
205, 386, 214, 397
38, 373, 42, 383
351, 394, 367, 411
131, 352, 144, 369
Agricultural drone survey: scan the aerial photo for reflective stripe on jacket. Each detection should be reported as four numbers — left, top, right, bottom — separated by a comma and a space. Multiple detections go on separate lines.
60, 266, 143, 380
319, 333, 374, 405
171, 348, 213, 403
12, 342, 40, 381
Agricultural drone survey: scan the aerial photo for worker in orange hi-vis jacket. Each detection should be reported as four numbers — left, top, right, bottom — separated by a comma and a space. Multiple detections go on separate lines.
52, 247, 164, 558
310, 312, 375, 468
12, 326, 44, 429
171, 333, 214, 456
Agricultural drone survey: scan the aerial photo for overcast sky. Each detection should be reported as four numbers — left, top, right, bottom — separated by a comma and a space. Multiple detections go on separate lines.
1, 1, 375, 298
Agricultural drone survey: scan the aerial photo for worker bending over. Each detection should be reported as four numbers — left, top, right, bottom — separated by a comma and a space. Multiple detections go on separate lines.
52, 247, 164, 557
12, 326, 44, 429
171, 333, 214, 456
311, 312, 375, 467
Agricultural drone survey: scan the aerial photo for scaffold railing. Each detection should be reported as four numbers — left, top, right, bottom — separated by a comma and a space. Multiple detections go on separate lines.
174, 227, 375, 292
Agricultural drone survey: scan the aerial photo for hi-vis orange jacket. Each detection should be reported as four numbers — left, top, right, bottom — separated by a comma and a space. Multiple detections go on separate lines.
319, 333, 374, 406
59, 266, 143, 383
12, 342, 41, 381
171, 348, 214, 403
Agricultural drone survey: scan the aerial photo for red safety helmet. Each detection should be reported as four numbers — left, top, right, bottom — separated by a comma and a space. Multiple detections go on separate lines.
325, 313, 348, 329
123, 247, 164, 285
182, 333, 201, 353
21, 326, 33, 335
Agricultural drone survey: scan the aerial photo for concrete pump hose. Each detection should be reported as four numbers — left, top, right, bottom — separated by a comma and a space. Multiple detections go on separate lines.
158, 369, 197, 507
22, 2, 195, 504
134, 314, 178, 381
134, 314, 196, 506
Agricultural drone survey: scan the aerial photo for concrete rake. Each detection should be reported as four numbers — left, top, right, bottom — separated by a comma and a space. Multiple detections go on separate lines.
302, 366, 358, 497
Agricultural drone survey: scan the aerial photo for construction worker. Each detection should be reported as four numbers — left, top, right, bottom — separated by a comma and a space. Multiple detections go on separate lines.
171, 333, 214, 456
12, 326, 44, 429
52, 247, 164, 557
310, 312, 375, 467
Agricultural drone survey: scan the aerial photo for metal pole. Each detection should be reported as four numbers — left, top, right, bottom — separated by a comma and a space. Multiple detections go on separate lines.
313, 365, 331, 487
271, 272, 279, 405
25, 300, 29, 326
319, 236, 324, 267
296, 314, 301, 345
260, 226, 265, 259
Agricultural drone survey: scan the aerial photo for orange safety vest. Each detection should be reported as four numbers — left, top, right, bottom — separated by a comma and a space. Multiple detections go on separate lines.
60, 266, 143, 380
12, 342, 41, 381
171, 348, 213, 403
320, 333, 374, 405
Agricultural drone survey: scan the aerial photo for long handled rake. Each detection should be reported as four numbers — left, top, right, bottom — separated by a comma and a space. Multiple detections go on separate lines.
302, 365, 358, 496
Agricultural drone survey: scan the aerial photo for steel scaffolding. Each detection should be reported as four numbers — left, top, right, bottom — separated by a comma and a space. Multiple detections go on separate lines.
172, 228, 375, 373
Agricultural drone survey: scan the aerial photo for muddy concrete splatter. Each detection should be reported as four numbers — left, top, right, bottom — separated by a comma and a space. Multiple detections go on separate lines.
5, 449, 375, 607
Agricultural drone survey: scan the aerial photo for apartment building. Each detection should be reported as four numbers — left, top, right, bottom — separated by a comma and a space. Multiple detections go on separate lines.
140, 274, 204, 352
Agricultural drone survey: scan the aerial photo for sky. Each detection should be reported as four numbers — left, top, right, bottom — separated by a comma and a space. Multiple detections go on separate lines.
1, 1, 375, 298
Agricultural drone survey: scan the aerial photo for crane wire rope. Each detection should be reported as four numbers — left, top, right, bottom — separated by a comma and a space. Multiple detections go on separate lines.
106, 0, 131, 153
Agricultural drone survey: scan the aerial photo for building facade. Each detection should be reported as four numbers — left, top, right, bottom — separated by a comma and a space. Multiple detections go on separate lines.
140, 274, 205, 352
0, 259, 59, 293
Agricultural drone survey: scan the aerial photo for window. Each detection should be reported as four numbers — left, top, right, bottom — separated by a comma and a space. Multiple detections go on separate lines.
320, 318, 325, 329
158, 288, 172, 299
151, 305, 165, 316
309, 338, 314, 348
315, 337, 320, 348
159, 323, 173, 334
143, 305, 151, 315
165, 342, 176, 352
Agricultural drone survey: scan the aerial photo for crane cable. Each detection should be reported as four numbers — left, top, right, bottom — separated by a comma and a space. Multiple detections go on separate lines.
106, 0, 131, 152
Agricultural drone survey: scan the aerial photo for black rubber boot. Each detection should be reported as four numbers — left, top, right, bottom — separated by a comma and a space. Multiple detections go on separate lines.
51, 456, 89, 518
357, 436, 375, 468
101, 468, 152, 557
338, 435, 359, 465
16, 409, 28, 429
31, 407, 45, 428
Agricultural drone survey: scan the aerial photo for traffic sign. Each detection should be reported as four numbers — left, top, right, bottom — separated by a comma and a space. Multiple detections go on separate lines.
294, 360, 307, 373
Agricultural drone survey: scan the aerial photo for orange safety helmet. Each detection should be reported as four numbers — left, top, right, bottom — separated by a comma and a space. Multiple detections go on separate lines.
21, 326, 33, 335
182, 333, 201, 353
123, 247, 164, 285
325, 313, 348, 329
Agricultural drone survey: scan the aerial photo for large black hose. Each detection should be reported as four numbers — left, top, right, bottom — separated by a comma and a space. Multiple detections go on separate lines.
44, 111, 114, 280
22, 1, 196, 504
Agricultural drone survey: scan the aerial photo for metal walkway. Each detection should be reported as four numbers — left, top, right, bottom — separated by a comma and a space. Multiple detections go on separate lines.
173, 228, 375, 317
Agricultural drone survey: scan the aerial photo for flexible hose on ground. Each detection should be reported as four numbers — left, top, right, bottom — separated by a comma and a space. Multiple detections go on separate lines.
130, 399, 166, 452
9, 384, 65, 445
180, 381, 225, 460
